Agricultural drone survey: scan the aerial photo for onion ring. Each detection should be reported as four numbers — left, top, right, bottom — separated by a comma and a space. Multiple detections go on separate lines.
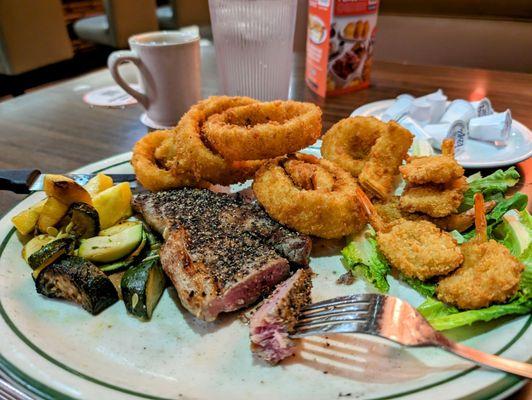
171, 96, 265, 185
132, 130, 205, 191
202, 100, 322, 161
321, 116, 387, 177
359, 121, 413, 199
252, 153, 367, 239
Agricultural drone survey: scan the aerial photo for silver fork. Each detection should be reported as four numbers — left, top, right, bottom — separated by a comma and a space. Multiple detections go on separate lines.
291, 294, 532, 379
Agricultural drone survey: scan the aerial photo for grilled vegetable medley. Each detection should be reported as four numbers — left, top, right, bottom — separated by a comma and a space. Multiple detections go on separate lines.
12, 173, 164, 320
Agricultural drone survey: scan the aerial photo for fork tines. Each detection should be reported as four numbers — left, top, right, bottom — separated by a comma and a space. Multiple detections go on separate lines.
292, 294, 380, 338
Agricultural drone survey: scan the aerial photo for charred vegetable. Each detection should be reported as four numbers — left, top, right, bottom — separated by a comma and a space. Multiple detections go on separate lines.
43, 174, 92, 206
22, 234, 54, 262
29, 237, 75, 278
35, 256, 118, 315
59, 202, 100, 239
108, 271, 126, 299
144, 224, 162, 256
121, 256, 165, 320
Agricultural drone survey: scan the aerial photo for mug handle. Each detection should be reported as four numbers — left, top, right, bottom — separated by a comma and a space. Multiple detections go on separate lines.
107, 50, 149, 108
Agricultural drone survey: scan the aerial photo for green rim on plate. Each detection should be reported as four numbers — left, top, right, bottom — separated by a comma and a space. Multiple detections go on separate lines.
0, 157, 528, 400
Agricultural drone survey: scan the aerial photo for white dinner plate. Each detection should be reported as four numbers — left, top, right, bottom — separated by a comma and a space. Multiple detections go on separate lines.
351, 99, 532, 169
0, 152, 529, 400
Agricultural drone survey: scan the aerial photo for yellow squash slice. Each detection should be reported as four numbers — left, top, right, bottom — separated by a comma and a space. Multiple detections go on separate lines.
84, 174, 113, 197
11, 199, 46, 235
43, 174, 92, 206
37, 197, 69, 233
93, 182, 132, 229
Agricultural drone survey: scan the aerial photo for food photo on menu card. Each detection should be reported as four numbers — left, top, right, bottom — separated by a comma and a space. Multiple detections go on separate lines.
0, 0, 531, 399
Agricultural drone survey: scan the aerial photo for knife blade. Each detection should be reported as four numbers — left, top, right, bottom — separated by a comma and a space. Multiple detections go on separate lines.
0, 169, 137, 194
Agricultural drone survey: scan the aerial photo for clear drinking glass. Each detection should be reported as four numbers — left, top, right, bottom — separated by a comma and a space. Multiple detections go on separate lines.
208, 0, 298, 101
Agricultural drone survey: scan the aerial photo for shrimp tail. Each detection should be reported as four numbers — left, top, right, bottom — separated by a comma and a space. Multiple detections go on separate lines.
474, 192, 488, 243
441, 139, 455, 158
355, 186, 386, 232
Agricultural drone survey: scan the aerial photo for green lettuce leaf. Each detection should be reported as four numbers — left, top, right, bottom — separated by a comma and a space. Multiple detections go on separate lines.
341, 228, 390, 292
460, 167, 520, 212
463, 192, 528, 241
418, 297, 459, 320
411, 139, 435, 156
399, 275, 436, 298
488, 192, 528, 223
492, 208, 531, 270
520, 262, 532, 298
450, 230, 466, 244
418, 295, 532, 331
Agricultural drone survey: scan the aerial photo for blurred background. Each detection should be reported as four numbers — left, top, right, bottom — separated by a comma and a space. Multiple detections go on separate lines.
0, 0, 531, 100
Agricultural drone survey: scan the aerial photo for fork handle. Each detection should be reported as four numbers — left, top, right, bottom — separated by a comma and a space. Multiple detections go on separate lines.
442, 341, 532, 379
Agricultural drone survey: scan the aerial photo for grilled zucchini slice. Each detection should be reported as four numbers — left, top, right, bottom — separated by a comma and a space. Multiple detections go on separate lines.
109, 271, 126, 299
22, 234, 54, 263
121, 257, 165, 320
99, 231, 147, 273
78, 224, 143, 263
99, 221, 141, 237
29, 237, 75, 278
35, 256, 118, 315
144, 225, 162, 256
59, 202, 100, 239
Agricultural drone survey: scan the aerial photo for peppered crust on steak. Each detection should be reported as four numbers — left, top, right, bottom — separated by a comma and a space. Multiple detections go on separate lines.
133, 188, 312, 321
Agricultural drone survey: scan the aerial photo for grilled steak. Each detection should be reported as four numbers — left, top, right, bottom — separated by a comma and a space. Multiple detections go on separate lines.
133, 188, 312, 321
249, 268, 313, 364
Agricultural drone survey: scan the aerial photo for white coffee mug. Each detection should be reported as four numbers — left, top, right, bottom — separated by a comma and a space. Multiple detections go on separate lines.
108, 31, 201, 127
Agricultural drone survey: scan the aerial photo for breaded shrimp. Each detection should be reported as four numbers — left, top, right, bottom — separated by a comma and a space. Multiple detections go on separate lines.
375, 196, 496, 232
399, 176, 468, 218
436, 193, 524, 310
359, 121, 413, 200
374, 197, 405, 224
357, 187, 463, 281
399, 139, 464, 184
283, 157, 335, 191
435, 200, 496, 232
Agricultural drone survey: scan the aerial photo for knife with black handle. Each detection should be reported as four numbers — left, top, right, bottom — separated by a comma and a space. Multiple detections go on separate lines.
0, 169, 137, 194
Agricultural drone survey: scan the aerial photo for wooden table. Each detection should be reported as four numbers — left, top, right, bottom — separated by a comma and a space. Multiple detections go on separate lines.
0, 44, 530, 399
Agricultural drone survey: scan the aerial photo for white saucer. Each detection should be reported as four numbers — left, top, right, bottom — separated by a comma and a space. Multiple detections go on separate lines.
351, 99, 532, 169
139, 113, 175, 130
82, 85, 139, 108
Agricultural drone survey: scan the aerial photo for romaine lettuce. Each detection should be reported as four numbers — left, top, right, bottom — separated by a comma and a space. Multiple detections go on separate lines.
463, 192, 528, 241
399, 275, 436, 298
418, 295, 532, 331
493, 208, 531, 268
341, 228, 390, 292
460, 167, 520, 212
